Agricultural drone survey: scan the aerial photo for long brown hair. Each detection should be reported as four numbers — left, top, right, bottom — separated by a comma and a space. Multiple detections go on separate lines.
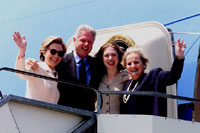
95, 42, 124, 77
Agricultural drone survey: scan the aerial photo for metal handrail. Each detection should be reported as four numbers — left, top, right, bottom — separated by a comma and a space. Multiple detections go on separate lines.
0, 67, 98, 95
97, 90, 200, 114
1, 67, 200, 114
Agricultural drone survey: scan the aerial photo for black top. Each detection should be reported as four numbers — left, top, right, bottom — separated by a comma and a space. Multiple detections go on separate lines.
120, 57, 184, 117
55, 52, 101, 111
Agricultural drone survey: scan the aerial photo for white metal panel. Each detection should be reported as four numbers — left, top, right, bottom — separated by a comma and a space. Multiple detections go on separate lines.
153, 116, 200, 133
67, 21, 173, 70
97, 114, 153, 133
8, 102, 84, 133
97, 114, 200, 133
0, 103, 19, 133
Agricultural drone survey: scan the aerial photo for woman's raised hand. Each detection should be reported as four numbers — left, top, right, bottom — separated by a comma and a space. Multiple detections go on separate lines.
175, 38, 186, 59
13, 32, 27, 58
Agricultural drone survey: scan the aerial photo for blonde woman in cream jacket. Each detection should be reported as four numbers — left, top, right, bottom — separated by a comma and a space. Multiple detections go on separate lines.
13, 32, 66, 104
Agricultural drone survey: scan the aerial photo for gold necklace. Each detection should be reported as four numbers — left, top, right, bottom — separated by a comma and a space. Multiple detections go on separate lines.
123, 80, 138, 103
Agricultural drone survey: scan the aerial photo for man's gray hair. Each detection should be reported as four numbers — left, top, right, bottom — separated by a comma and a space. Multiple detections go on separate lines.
74, 24, 96, 40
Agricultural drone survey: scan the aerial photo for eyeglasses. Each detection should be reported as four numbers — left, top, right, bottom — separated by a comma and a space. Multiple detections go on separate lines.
49, 49, 64, 57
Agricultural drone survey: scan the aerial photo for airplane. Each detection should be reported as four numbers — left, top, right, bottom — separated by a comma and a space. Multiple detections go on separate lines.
0, 21, 200, 132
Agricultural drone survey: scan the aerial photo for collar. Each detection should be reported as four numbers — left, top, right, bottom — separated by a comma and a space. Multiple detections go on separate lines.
73, 51, 87, 64
102, 71, 129, 85
39, 62, 57, 77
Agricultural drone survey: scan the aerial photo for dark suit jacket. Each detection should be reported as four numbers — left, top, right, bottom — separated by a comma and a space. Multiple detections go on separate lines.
55, 52, 101, 111
120, 57, 184, 117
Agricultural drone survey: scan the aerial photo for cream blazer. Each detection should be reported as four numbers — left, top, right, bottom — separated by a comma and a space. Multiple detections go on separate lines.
15, 57, 59, 104
98, 71, 130, 114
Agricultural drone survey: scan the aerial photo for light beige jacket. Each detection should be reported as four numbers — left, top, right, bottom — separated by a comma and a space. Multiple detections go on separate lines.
15, 57, 59, 104
98, 70, 129, 114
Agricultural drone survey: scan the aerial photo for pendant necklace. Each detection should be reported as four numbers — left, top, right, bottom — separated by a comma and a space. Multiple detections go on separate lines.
123, 79, 138, 104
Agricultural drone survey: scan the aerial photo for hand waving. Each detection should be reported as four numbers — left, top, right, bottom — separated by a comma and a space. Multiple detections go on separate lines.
175, 38, 186, 59
13, 32, 27, 58
26, 58, 39, 71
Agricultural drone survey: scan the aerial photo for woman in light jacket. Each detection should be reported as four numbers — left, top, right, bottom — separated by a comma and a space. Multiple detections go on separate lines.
13, 32, 66, 104
95, 42, 130, 114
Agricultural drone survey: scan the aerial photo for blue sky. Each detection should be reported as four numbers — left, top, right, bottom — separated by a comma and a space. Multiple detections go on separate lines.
0, 0, 200, 104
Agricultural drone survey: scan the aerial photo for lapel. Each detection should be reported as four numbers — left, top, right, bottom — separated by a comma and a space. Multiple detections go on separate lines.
39, 62, 57, 78
65, 52, 77, 80
134, 73, 146, 91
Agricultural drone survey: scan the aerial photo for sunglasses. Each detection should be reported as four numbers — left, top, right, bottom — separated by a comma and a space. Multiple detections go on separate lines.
49, 49, 64, 57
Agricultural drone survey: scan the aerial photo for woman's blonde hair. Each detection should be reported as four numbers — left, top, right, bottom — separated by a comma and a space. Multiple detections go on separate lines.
40, 36, 66, 61
121, 47, 149, 68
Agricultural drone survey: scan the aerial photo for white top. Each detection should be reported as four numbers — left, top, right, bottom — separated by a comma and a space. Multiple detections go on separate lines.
15, 57, 60, 104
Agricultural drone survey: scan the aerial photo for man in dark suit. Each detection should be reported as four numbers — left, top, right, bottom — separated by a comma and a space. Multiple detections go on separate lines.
56, 25, 101, 111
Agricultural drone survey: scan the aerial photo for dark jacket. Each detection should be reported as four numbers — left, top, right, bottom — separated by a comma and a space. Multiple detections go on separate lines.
120, 57, 184, 117
55, 52, 101, 111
